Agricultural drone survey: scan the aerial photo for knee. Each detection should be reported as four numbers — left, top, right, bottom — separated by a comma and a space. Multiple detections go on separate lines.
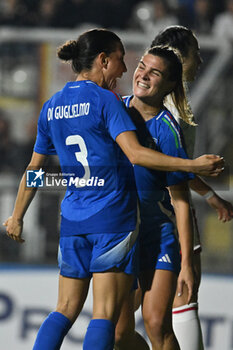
115, 327, 134, 349
144, 313, 163, 336
56, 298, 79, 323
144, 312, 173, 340
115, 326, 129, 345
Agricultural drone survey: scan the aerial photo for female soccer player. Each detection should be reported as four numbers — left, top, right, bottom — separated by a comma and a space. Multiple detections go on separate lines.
152, 25, 233, 350
4, 29, 223, 350
115, 45, 197, 350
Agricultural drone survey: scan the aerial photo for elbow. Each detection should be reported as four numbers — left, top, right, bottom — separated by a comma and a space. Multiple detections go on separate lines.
128, 152, 139, 166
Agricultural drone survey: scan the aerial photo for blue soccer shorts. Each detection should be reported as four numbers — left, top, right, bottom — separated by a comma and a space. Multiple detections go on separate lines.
139, 223, 181, 275
58, 231, 139, 278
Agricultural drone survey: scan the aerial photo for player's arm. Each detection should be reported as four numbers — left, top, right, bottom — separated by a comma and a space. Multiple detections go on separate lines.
116, 131, 224, 176
189, 176, 233, 222
3, 152, 47, 243
169, 181, 194, 304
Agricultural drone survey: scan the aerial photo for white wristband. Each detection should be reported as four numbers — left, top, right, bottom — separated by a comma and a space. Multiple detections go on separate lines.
203, 190, 215, 200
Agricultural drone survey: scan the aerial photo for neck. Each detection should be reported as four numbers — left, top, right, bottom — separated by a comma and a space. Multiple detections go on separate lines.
76, 67, 104, 87
131, 96, 163, 121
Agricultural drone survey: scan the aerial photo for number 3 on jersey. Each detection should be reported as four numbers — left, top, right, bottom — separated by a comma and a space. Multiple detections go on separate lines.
66, 135, 90, 186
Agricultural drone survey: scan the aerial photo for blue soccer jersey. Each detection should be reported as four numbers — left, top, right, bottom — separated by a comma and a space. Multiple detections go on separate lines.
123, 95, 194, 234
34, 81, 137, 235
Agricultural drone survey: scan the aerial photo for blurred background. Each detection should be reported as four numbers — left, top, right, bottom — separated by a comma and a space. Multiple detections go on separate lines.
0, 0, 232, 349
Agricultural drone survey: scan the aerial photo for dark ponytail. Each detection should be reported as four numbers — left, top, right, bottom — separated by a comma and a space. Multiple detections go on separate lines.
57, 28, 123, 74
57, 40, 78, 61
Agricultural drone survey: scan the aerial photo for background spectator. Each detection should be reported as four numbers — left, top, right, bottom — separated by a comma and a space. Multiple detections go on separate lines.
0, 0, 38, 27
36, 0, 59, 28
0, 110, 22, 173
132, 0, 178, 36
192, 0, 214, 34
212, 0, 233, 40
48, 0, 89, 29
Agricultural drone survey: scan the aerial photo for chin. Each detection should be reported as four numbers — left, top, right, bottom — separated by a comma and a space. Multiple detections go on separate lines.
135, 94, 148, 102
134, 88, 146, 97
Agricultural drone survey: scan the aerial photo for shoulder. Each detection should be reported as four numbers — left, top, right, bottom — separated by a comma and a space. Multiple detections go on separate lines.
157, 109, 179, 128
93, 86, 125, 110
39, 99, 52, 117
94, 85, 121, 100
122, 95, 132, 107
42, 88, 63, 110
164, 95, 180, 123
157, 110, 183, 147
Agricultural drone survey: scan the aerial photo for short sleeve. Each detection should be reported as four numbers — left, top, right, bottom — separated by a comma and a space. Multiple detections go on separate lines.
34, 102, 57, 155
101, 91, 136, 140
158, 114, 194, 186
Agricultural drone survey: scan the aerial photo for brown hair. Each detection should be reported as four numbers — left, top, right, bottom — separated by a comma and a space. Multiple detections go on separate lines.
147, 45, 195, 125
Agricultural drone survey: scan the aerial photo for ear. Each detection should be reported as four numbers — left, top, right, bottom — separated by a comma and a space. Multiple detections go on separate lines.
99, 52, 109, 69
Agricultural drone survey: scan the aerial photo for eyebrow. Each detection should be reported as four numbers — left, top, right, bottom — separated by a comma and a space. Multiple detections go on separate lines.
139, 60, 163, 75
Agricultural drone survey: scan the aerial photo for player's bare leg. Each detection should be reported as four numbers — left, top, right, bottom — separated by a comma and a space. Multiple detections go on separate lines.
92, 269, 134, 323
83, 269, 135, 349
56, 274, 91, 322
134, 285, 142, 311
173, 252, 204, 350
33, 275, 90, 349
141, 269, 179, 350
115, 290, 149, 350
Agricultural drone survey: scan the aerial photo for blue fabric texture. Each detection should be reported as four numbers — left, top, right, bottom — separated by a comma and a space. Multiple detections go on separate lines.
83, 319, 115, 350
33, 311, 71, 350
34, 81, 137, 235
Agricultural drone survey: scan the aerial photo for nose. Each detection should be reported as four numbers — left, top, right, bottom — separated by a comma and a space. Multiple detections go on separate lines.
141, 71, 149, 80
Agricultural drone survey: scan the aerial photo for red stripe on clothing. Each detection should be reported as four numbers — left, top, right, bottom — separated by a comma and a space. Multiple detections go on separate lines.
110, 90, 120, 100
172, 306, 198, 314
165, 110, 174, 121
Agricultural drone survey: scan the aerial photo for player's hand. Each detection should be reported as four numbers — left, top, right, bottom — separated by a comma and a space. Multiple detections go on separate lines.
3, 216, 25, 243
207, 194, 233, 222
192, 155, 224, 177
177, 265, 194, 305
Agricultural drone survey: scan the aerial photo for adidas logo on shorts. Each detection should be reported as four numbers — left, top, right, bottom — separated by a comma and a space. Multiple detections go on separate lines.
158, 254, 172, 263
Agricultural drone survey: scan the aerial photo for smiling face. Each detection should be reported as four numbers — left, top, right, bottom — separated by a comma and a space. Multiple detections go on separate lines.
133, 53, 175, 105
102, 46, 127, 89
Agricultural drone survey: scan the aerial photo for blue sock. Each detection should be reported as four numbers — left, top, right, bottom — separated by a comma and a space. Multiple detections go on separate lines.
83, 319, 115, 350
33, 311, 72, 350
